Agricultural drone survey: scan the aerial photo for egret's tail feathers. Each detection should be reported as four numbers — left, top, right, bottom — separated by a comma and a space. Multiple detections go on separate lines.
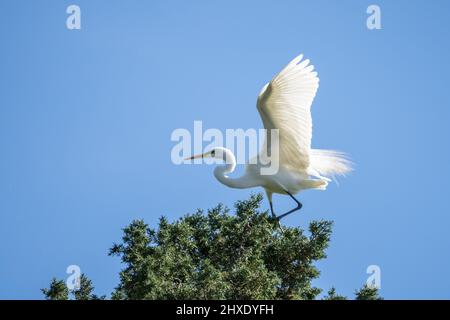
310, 149, 353, 180
301, 179, 329, 191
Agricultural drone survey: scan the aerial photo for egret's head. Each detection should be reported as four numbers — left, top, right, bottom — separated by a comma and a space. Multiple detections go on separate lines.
185, 147, 230, 163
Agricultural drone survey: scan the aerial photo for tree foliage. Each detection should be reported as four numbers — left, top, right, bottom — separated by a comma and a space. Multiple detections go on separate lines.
42, 274, 104, 300
41, 278, 69, 300
323, 287, 347, 300
355, 285, 383, 300
42, 194, 381, 300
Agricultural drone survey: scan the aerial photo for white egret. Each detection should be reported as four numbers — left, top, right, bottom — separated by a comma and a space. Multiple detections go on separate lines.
186, 54, 352, 220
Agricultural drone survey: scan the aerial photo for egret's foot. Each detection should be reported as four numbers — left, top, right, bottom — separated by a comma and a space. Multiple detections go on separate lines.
275, 190, 303, 220
275, 203, 302, 220
276, 220, 285, 234
268, 214, 284, 234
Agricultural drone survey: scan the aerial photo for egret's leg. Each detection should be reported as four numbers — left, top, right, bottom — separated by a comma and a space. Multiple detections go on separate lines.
265, 190, 276, 219
265, 191, 284, 232
276, 191, 303, 220
269, 201, 276, 219
269, 200, 285, 234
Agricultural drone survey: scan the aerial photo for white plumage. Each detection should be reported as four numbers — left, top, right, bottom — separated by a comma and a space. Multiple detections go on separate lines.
257, 54, 317, 172
187, 54, 352, 220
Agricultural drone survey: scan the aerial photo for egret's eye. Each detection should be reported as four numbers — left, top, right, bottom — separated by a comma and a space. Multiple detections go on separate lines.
211, 150, 216, 156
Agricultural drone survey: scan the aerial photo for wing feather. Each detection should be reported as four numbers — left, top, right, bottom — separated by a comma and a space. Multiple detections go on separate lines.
257, 54, 319, 171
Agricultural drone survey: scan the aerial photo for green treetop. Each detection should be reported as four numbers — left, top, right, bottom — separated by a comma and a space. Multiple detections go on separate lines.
42, 194, 381, 300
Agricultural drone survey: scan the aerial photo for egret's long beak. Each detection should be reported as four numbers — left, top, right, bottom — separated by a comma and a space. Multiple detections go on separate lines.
184, 153, 204, 160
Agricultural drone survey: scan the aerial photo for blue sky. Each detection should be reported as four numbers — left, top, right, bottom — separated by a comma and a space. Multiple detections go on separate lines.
1, 0, 450, 299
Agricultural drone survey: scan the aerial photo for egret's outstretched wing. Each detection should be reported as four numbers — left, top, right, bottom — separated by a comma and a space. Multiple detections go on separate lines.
257, 54, 319, 171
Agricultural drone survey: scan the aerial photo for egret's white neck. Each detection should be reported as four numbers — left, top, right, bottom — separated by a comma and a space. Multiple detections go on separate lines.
213, 149, 257, 189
